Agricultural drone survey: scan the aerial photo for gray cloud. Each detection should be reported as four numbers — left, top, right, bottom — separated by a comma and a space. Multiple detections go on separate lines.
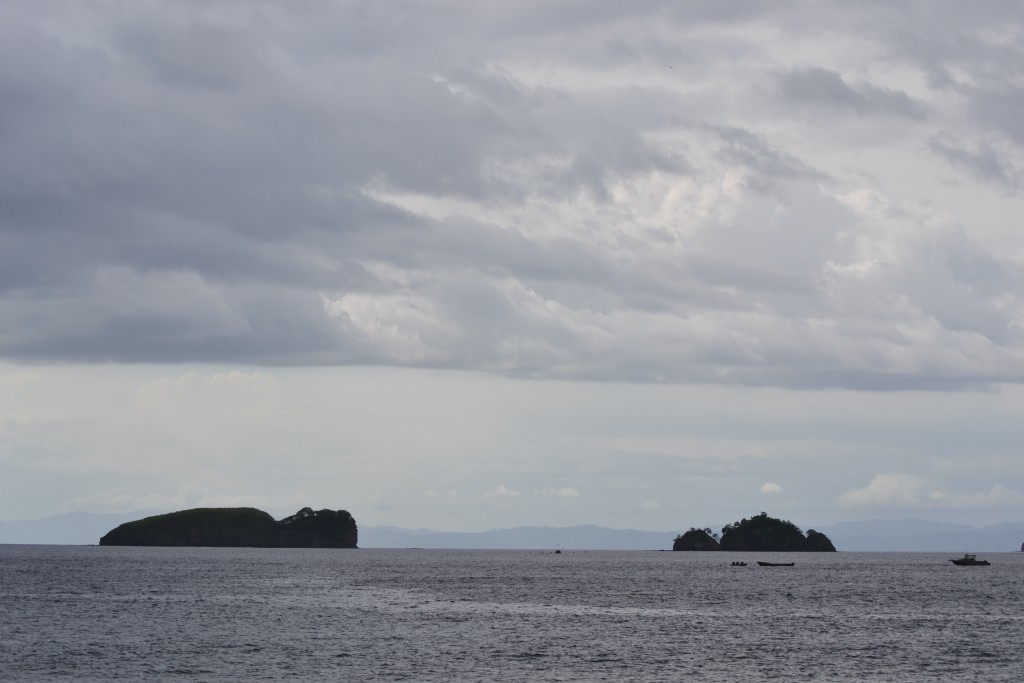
712, 125, 829, 186
929, 134, 1019, 188
2, 1, 1024, 390
775, 67, 926, 119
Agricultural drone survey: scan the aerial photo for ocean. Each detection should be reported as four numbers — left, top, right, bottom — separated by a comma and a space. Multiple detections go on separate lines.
1, 545, 1021, 681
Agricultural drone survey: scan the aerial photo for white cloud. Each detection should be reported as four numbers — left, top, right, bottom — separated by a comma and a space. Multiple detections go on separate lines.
424, 489, 459, 498
484, 484, 521, 498
839, 474, 928, 507
840, 475, 1024, 514
535, 487, 581, 497
760, 482, 784, 494
926, 484, 1024, 509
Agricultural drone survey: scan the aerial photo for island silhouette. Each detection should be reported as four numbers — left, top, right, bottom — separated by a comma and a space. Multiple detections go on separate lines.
99, 506, 357, 548
673, 512, 836, 551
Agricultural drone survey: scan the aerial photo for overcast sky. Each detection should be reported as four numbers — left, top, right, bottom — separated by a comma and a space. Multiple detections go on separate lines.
2, 1, 1023, 531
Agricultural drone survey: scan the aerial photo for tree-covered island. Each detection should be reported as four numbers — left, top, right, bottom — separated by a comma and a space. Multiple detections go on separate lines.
673, 512, 836, 551
99, 506, 358, 548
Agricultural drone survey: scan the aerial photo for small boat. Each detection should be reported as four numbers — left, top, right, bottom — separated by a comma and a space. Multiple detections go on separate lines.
950, 553, 989, 566
730, 561, 747, 567
757, 561, 794, 567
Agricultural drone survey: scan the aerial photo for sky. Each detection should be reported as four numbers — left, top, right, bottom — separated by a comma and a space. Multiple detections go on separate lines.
2, 1, 1023, 532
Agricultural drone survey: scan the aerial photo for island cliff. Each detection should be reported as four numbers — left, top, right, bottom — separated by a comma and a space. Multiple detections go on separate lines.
673, 512, 836, 551
99, 506, 358, 548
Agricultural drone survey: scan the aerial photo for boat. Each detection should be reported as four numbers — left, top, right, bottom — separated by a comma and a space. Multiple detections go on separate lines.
950, 553, 990, 566
757, 561, 794, 567
730, 561, 747, 567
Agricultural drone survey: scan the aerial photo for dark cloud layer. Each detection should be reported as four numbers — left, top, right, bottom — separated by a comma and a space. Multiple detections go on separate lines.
2, 1, 1023, 389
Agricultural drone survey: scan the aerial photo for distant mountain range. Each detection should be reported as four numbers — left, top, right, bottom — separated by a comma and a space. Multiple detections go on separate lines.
360, 520, 1024, 552
816, 519, 1024, 552
359, 524, 670, 550
3, 512, 1023, 551
0, 511, 163, 545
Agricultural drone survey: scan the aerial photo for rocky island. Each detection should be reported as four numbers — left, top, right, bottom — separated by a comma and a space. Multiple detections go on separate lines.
99, 506, 358, 548
673, 512, 836, 552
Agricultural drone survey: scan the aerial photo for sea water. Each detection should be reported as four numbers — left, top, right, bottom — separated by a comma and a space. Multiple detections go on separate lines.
1, 545, 1021, 681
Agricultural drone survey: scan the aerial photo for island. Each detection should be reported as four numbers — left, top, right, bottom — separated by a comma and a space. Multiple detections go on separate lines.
98, 506, 358, 548
673, 512, 836, 552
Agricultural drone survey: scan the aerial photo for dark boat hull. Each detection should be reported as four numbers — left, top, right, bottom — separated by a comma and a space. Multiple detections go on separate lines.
757, 561, 794, 567
950, 559, 990, 566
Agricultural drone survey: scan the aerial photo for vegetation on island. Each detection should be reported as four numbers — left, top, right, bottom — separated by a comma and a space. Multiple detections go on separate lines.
673, 527, 723, 551
673, 512, 836, 552
98, 506, 358, 548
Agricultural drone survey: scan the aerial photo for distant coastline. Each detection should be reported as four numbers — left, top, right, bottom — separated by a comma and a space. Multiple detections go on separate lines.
2, 513, 1022, 551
